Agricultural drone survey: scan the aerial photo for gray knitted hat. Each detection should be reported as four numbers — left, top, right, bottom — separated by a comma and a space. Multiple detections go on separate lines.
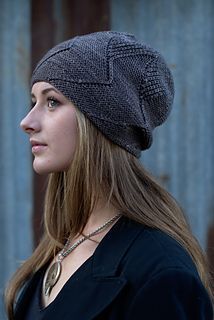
31, 31, 174, 158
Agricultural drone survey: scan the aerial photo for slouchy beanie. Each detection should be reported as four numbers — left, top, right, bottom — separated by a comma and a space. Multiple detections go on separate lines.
31, 31, 174, 158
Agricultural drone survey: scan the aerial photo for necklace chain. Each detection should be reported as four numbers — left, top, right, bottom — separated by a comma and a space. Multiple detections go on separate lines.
58, 213, 121, 261
43, 213, 121, 297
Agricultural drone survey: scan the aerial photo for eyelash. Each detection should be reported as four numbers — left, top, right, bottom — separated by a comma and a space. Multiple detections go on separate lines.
47, 97, 60, 109
30, 97, 60, 110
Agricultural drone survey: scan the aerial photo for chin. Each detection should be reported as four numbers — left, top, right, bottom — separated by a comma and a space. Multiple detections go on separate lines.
33, 160, 71, 175
33, 166, 50, 175
33, 160, 53, 175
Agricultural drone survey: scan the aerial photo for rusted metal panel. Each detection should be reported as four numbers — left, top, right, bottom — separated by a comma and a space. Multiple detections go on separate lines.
31, 0, 56, 246
32, 0, 110, 246
53, 0, 110, 41
0, 0, 32, 318
111, 0, 214, 250
31, 0, 55, 69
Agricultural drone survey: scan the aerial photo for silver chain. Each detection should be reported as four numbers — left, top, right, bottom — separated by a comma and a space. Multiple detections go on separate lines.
57, 213, 121, 262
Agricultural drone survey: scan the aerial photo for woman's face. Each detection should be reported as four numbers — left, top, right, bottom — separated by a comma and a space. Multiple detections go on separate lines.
20, 82, 78, 174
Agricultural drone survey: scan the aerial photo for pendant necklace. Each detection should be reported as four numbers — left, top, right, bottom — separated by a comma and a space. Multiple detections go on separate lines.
43, 213, 121, 297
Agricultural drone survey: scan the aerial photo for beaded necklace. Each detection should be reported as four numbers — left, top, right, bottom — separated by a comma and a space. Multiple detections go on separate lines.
43, 213, 121, 297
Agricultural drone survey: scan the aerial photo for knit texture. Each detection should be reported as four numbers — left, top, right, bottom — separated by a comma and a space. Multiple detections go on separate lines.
31, 31, 174, 157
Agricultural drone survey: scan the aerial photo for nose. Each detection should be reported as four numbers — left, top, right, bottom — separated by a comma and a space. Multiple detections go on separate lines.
20, 109, 41, 134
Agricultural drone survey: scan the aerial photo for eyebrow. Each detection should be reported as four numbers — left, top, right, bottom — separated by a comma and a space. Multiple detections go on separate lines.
31, 87, 60, 98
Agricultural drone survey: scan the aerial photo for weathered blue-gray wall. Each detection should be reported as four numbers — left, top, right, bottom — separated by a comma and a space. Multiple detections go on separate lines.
0, 0, 214, 318
111, 0, 214, 248
0, 0, 32, 318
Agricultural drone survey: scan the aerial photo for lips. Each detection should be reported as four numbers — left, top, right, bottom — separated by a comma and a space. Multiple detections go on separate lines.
30, 140, 47, 154
30, 139, 47, 146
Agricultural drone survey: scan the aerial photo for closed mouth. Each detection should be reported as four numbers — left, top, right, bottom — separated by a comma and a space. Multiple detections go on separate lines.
30, 140, 47, 147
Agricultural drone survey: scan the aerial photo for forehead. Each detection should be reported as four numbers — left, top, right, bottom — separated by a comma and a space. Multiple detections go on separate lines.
31, 82, 60, 96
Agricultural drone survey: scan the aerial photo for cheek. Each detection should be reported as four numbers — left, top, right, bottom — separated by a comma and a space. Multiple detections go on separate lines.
51, 117, 78, 163
59, 119, 77, 148
33, 110, 79, 174
33, 129, 77, 174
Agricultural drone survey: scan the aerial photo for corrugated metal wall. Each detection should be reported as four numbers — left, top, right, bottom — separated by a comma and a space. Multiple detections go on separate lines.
0, 1, 32, 319
111, 0, 214, 249
0, 0, 213, 318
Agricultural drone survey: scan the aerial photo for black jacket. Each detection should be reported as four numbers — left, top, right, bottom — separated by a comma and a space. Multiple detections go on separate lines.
15, 216, 213, 319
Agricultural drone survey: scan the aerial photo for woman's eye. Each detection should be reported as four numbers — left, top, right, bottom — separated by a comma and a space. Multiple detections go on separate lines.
47, 97, 60, 109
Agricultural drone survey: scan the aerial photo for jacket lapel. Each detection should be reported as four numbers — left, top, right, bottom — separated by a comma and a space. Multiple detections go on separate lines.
15, 217, 144, 319
14, 268, 44, 319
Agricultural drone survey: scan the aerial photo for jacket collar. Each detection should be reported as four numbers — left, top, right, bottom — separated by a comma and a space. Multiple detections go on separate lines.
92, 216, 143, 277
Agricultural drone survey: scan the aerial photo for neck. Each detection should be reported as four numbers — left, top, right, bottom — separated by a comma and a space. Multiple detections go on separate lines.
83, 200, 119, 234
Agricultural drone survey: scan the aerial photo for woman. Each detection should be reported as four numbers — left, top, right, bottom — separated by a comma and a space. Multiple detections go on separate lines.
5, 31, 213, 319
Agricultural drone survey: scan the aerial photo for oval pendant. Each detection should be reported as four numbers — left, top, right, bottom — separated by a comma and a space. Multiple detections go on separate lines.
43, 261, 62, 297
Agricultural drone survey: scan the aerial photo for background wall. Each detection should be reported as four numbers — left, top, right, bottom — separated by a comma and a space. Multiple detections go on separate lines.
111, 0, 214, 248
0, 0, 32, 319
0, 0, 213, 318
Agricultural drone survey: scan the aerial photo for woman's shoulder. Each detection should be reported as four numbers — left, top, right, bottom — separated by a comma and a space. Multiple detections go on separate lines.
120, 217, 200, 280
118, 219, 213, 319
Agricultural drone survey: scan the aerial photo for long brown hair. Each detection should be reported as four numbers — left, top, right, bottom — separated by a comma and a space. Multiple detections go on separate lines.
5, 108, 213, 319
